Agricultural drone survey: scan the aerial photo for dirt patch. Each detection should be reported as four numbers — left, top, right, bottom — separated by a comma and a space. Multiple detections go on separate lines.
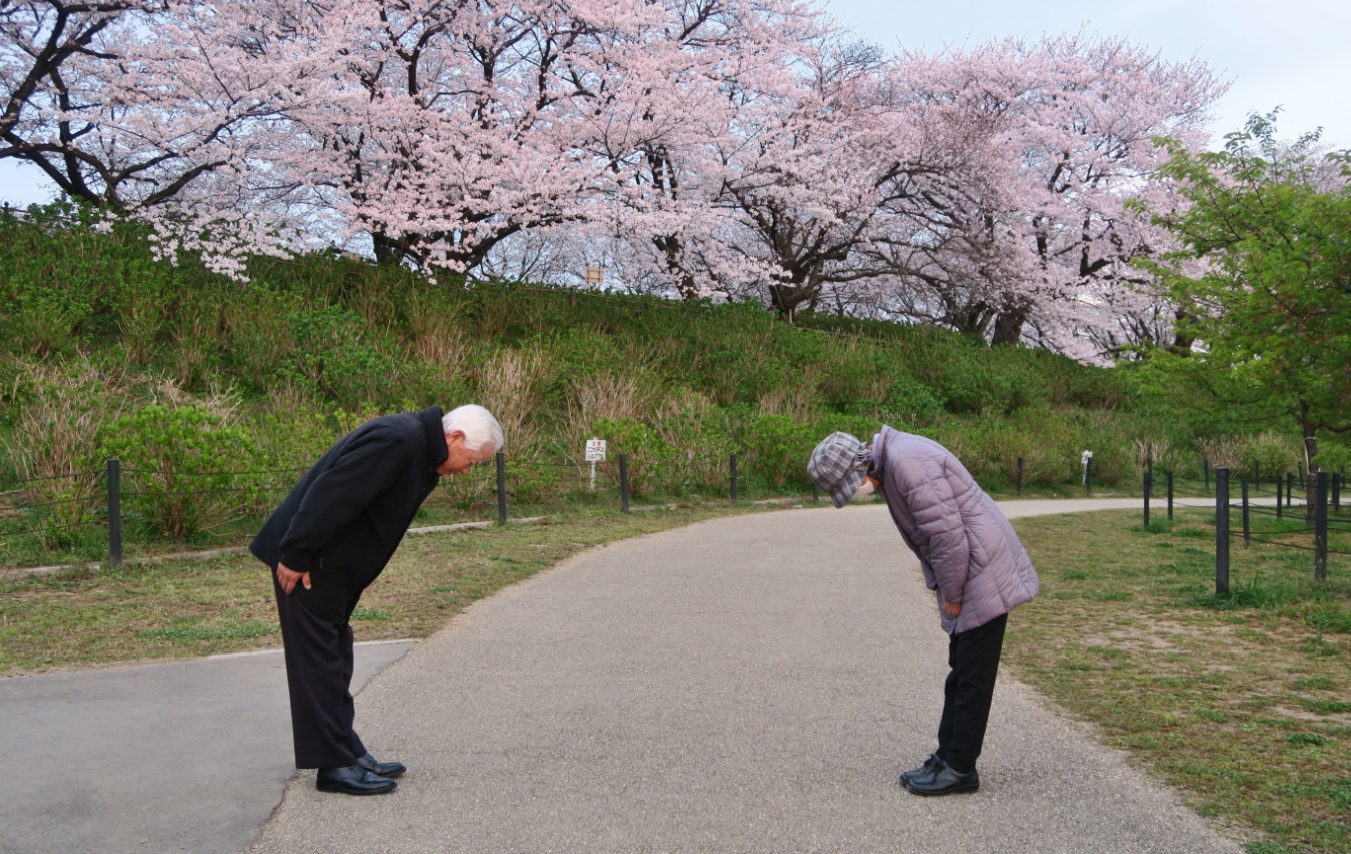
1271, 705, 1351, 727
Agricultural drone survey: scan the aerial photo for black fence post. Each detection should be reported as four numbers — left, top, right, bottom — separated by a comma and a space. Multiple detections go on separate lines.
1204, 458, 1211, 494
1215, 468, 1230, 595
1167, 470, 1174, 521
812, 481, 820, 503
1334, 472, 1342, 513
1315, 471, 1328, 581
1276, 475, 1284, 520
495, 452, 507, 524
1254, 461, 1261, 492
619, 453, 630, 513
730, 453, 738, 504
1085, 456, 1093, 496
1241, 480, 1251, 545
1016, 456, 1024, 495
107, 458, 122, 567
1143, 469, 1152, 528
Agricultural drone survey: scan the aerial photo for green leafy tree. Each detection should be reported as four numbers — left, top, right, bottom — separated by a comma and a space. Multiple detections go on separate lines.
1145, 114, 1351, 476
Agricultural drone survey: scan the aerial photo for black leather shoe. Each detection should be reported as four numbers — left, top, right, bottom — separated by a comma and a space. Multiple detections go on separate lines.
899, 754, 946, 789
316, 763, 397, 795
906, 765, 979, 796
355, 752, 406, 779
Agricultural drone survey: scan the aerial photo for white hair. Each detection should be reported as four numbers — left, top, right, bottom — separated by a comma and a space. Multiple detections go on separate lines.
442, 405, 505, 453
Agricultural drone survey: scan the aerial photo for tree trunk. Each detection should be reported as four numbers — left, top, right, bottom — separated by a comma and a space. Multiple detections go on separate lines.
1169, 306, 1195, 356
990, 305, 1027, 346
371, 231, 406, 267
652, 234, 701, 301
1302, 416, 1320, 527
769, 282, 819, 323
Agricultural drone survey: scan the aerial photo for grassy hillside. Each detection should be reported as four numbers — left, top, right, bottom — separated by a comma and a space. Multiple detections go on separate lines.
0, 203, 1242, 565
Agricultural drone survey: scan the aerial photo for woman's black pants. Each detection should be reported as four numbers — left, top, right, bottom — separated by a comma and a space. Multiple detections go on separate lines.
935, 613, 1007, 774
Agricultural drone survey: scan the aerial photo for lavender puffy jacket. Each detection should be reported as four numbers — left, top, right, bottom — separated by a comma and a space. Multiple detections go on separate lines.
872, 426, 1039, 634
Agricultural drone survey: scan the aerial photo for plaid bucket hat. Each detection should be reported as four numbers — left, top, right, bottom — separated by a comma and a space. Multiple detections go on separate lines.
807, 432, 871, 508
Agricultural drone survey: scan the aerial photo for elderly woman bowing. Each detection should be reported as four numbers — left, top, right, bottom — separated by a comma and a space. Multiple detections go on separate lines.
808, 426, 1039, 796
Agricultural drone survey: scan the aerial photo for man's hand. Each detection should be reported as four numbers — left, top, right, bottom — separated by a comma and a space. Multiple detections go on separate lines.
277, 562, 311, 595
942, 599, 962, 618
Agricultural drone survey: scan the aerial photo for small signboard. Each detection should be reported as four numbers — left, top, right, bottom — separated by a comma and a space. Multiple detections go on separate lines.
583, 265, 604, 290
586, 439, 607, 462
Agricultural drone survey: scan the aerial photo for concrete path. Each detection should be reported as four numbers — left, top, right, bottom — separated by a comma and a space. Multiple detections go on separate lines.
0, 641, 411, 854
238, 499, 1240, 854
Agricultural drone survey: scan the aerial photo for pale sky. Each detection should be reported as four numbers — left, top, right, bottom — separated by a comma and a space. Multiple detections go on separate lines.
1, 0, 1347, 207
825, 0, 1350, 151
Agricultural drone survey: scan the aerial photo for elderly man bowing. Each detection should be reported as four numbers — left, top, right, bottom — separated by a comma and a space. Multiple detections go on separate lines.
808, 426, 1039, 796
251, 404, 503, 795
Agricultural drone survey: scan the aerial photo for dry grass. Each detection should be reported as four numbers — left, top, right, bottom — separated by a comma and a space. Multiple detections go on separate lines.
2, 360, 125, 548
408, 296, 469, 374
561, 370, 657, 455
757, 364, 822, 422
5, 359, 120, 482
475, 346, 556, 456
1197, 435, 1246, 471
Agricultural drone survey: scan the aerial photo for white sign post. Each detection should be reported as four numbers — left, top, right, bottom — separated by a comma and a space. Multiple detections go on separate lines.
1081, 450, 1094, 486
586, 438, 607, 491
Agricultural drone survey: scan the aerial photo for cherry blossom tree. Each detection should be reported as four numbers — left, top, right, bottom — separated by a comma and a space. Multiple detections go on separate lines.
1, 1, 321, 212
579, 0, 830, 302
1, 0, 163, 207
2, 4, 1232, 357
868, 35, 1225, 359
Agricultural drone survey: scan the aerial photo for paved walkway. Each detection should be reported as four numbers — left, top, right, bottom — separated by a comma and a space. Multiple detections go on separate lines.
0, 642, 411, 854
2, 499, 1243, 854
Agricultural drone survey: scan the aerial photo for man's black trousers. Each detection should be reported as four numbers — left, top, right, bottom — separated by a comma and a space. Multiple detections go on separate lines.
272, 574, 367, 769
935, 612, 1007, 774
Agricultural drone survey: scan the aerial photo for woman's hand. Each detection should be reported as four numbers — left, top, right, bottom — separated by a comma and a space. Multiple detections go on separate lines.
942, 599, 962, 618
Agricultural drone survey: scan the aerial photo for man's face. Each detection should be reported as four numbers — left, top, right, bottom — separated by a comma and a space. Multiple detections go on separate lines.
438, 431, 496, 476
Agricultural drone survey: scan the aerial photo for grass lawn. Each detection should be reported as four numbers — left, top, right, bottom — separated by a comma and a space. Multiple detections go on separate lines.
1007, 507, 1351, 854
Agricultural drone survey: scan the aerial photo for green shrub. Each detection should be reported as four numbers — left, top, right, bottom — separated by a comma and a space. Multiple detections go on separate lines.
104, 257, 175, 366
741, 413, 817, 490
1241, 432, 1301, 481
222, 286, 301, 393
99, 404, 264, 539
505, 459, 566, 506
1312, 439, 1351, 475
592, 417, 673, 497
0, 206, 109, 357
289, 306, 401, 408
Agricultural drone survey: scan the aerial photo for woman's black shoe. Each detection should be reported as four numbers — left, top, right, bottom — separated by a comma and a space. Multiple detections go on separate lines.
899, 754, 946, 789
906, 765, 979, 796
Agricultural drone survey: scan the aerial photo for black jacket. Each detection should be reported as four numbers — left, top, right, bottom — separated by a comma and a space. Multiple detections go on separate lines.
250, 406, 448, 622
